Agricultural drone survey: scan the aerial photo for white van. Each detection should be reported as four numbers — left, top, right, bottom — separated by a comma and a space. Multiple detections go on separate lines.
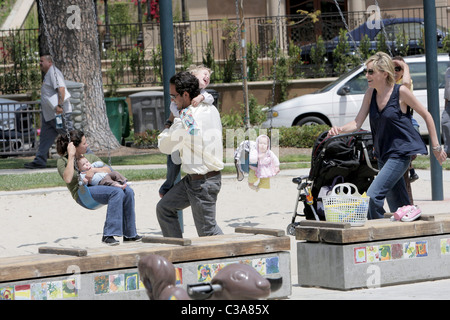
262, 54, 450, 135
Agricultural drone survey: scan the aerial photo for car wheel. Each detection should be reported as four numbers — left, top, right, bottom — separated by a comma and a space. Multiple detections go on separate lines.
295, 116, 326, 126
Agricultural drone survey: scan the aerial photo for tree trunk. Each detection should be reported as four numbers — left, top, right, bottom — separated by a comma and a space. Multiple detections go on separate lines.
36, 0, 120, 151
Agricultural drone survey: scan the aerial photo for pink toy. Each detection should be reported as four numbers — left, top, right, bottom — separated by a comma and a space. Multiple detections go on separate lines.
248, 135, 280, 190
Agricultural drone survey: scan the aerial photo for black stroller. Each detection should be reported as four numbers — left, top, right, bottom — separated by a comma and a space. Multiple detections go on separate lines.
286, 130, 378, 235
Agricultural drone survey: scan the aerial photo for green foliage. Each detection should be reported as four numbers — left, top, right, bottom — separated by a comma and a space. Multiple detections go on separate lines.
181, 49, 194, 71
0, 33, 40, 98
247, 94, 266, 125
333, 29, 358, 75
310, 36, 326, 78
443, 34, 450, 54
417, 28, 425, 54
221, 94, 265, 128
150, 45, 163, 83
269, 39, 289, 102
108, 2, 134, 36
375, 31, 389, 55
133, 129, 160, 148
278, 124, 329, 148
106, 48, 126, 96
246, 42, 260, 81
223, 42, 238, 82
288, 40, 304, 78
221, 110, 244, 128
129, 46, 146, 86
358, 34, 373, 60
395, 30, 409, 57
202, 40, 218, 83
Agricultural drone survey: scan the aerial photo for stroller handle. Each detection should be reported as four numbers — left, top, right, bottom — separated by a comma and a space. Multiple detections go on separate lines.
322, 130, 372, 148
321, 130, 378, 173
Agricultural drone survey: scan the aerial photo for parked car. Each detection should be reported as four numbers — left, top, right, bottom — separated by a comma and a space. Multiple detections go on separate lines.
300, 18, 446, 62
261, 54, 450, 136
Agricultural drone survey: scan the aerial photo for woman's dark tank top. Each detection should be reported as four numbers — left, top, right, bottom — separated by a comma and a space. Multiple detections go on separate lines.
369, 84, 427, 162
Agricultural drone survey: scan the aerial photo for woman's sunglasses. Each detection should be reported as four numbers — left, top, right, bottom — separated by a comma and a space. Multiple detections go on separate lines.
364, 68, 374, 75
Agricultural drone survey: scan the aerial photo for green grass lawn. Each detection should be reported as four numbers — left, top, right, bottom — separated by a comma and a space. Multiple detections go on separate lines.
0, 152, 311, 191
1, 150, 447, 192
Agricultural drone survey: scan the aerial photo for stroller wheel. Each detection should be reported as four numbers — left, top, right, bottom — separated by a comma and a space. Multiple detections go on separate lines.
286, 223, 299, 236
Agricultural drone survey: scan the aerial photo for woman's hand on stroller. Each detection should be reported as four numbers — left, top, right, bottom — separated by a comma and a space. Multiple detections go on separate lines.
328, 126, 343, 137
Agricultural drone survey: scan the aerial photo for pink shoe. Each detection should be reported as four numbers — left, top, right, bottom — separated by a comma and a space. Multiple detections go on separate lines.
401, 205, 422, 222
393, 205, 411, 221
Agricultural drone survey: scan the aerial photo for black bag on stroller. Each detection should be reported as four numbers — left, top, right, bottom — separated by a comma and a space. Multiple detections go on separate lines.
287, 130, 378, 233
306, 130, 377, 220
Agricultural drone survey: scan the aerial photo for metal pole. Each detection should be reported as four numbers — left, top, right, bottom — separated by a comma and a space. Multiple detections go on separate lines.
137, 0, 143, 46
159, 0, 183, 230
103, 0, 112, 49
423, 0, 444, 200
159, 1, 176, 114
238, 1, 250, 128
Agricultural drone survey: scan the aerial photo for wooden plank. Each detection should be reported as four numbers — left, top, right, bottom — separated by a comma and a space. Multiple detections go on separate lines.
385, 212, 435, 221
296, 214, 450, 244
234, 227, 285, 237
296, 226, 320, 242
38, 247, 88, 257
0, 233, 290, 283
299, 220, 351, 229
142, 236, 191, 246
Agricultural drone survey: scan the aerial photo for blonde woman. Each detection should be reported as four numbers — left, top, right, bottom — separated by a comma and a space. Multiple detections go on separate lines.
328, 52, 446, 220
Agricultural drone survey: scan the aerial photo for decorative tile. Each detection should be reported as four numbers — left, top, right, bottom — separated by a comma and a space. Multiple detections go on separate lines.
416, 241, 428, 257
14, 284, 31, 300
441, 238, 450, 255
354, 247, 367, 264
125, 272, 139, 291
0, 287, 14, 300
94, 275, 109, 294
109, 274, 124, 293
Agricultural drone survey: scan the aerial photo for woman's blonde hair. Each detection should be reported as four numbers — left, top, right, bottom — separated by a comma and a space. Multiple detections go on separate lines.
365, 52, 395, 86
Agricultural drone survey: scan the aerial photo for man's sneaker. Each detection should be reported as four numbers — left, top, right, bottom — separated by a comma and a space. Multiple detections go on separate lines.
123, 235, 143, 242
24, 162, 46, 169
410, 173, 419, 182
102, 236, 119, 246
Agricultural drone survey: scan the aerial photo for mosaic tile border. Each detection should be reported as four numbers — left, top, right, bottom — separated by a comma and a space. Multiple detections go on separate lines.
0, 256, 280, 300
197, 257, 279, 282
353, 241, 430, 264
1, 279, 79, 300
353, 237, 450, 265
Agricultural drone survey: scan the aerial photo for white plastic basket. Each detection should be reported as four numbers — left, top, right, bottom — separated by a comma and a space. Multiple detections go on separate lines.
322, 183, 369, 226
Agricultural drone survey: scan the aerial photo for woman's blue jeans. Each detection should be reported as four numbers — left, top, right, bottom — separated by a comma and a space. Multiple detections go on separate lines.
80, 185, 138, 237
367, 156, 411, 219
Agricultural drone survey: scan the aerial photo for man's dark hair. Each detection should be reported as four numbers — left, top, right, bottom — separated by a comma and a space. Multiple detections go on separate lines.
170, 71, 200, 100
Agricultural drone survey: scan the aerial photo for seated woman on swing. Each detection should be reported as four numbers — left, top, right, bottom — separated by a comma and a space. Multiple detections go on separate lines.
56, 130, 142, 246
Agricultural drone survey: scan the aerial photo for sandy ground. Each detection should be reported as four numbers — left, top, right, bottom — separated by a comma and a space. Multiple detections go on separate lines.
3, 164, 450, 300
0, 167, 304, 258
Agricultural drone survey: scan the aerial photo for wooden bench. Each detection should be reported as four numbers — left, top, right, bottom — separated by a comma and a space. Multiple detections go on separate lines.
0, 229, 291, 300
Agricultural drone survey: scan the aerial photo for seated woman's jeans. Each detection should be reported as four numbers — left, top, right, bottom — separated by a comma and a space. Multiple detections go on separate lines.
367, 156, 411, 219
78, 185, 138, 237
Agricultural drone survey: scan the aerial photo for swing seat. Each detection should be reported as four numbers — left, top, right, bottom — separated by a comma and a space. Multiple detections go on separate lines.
77, 184, 104, 210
